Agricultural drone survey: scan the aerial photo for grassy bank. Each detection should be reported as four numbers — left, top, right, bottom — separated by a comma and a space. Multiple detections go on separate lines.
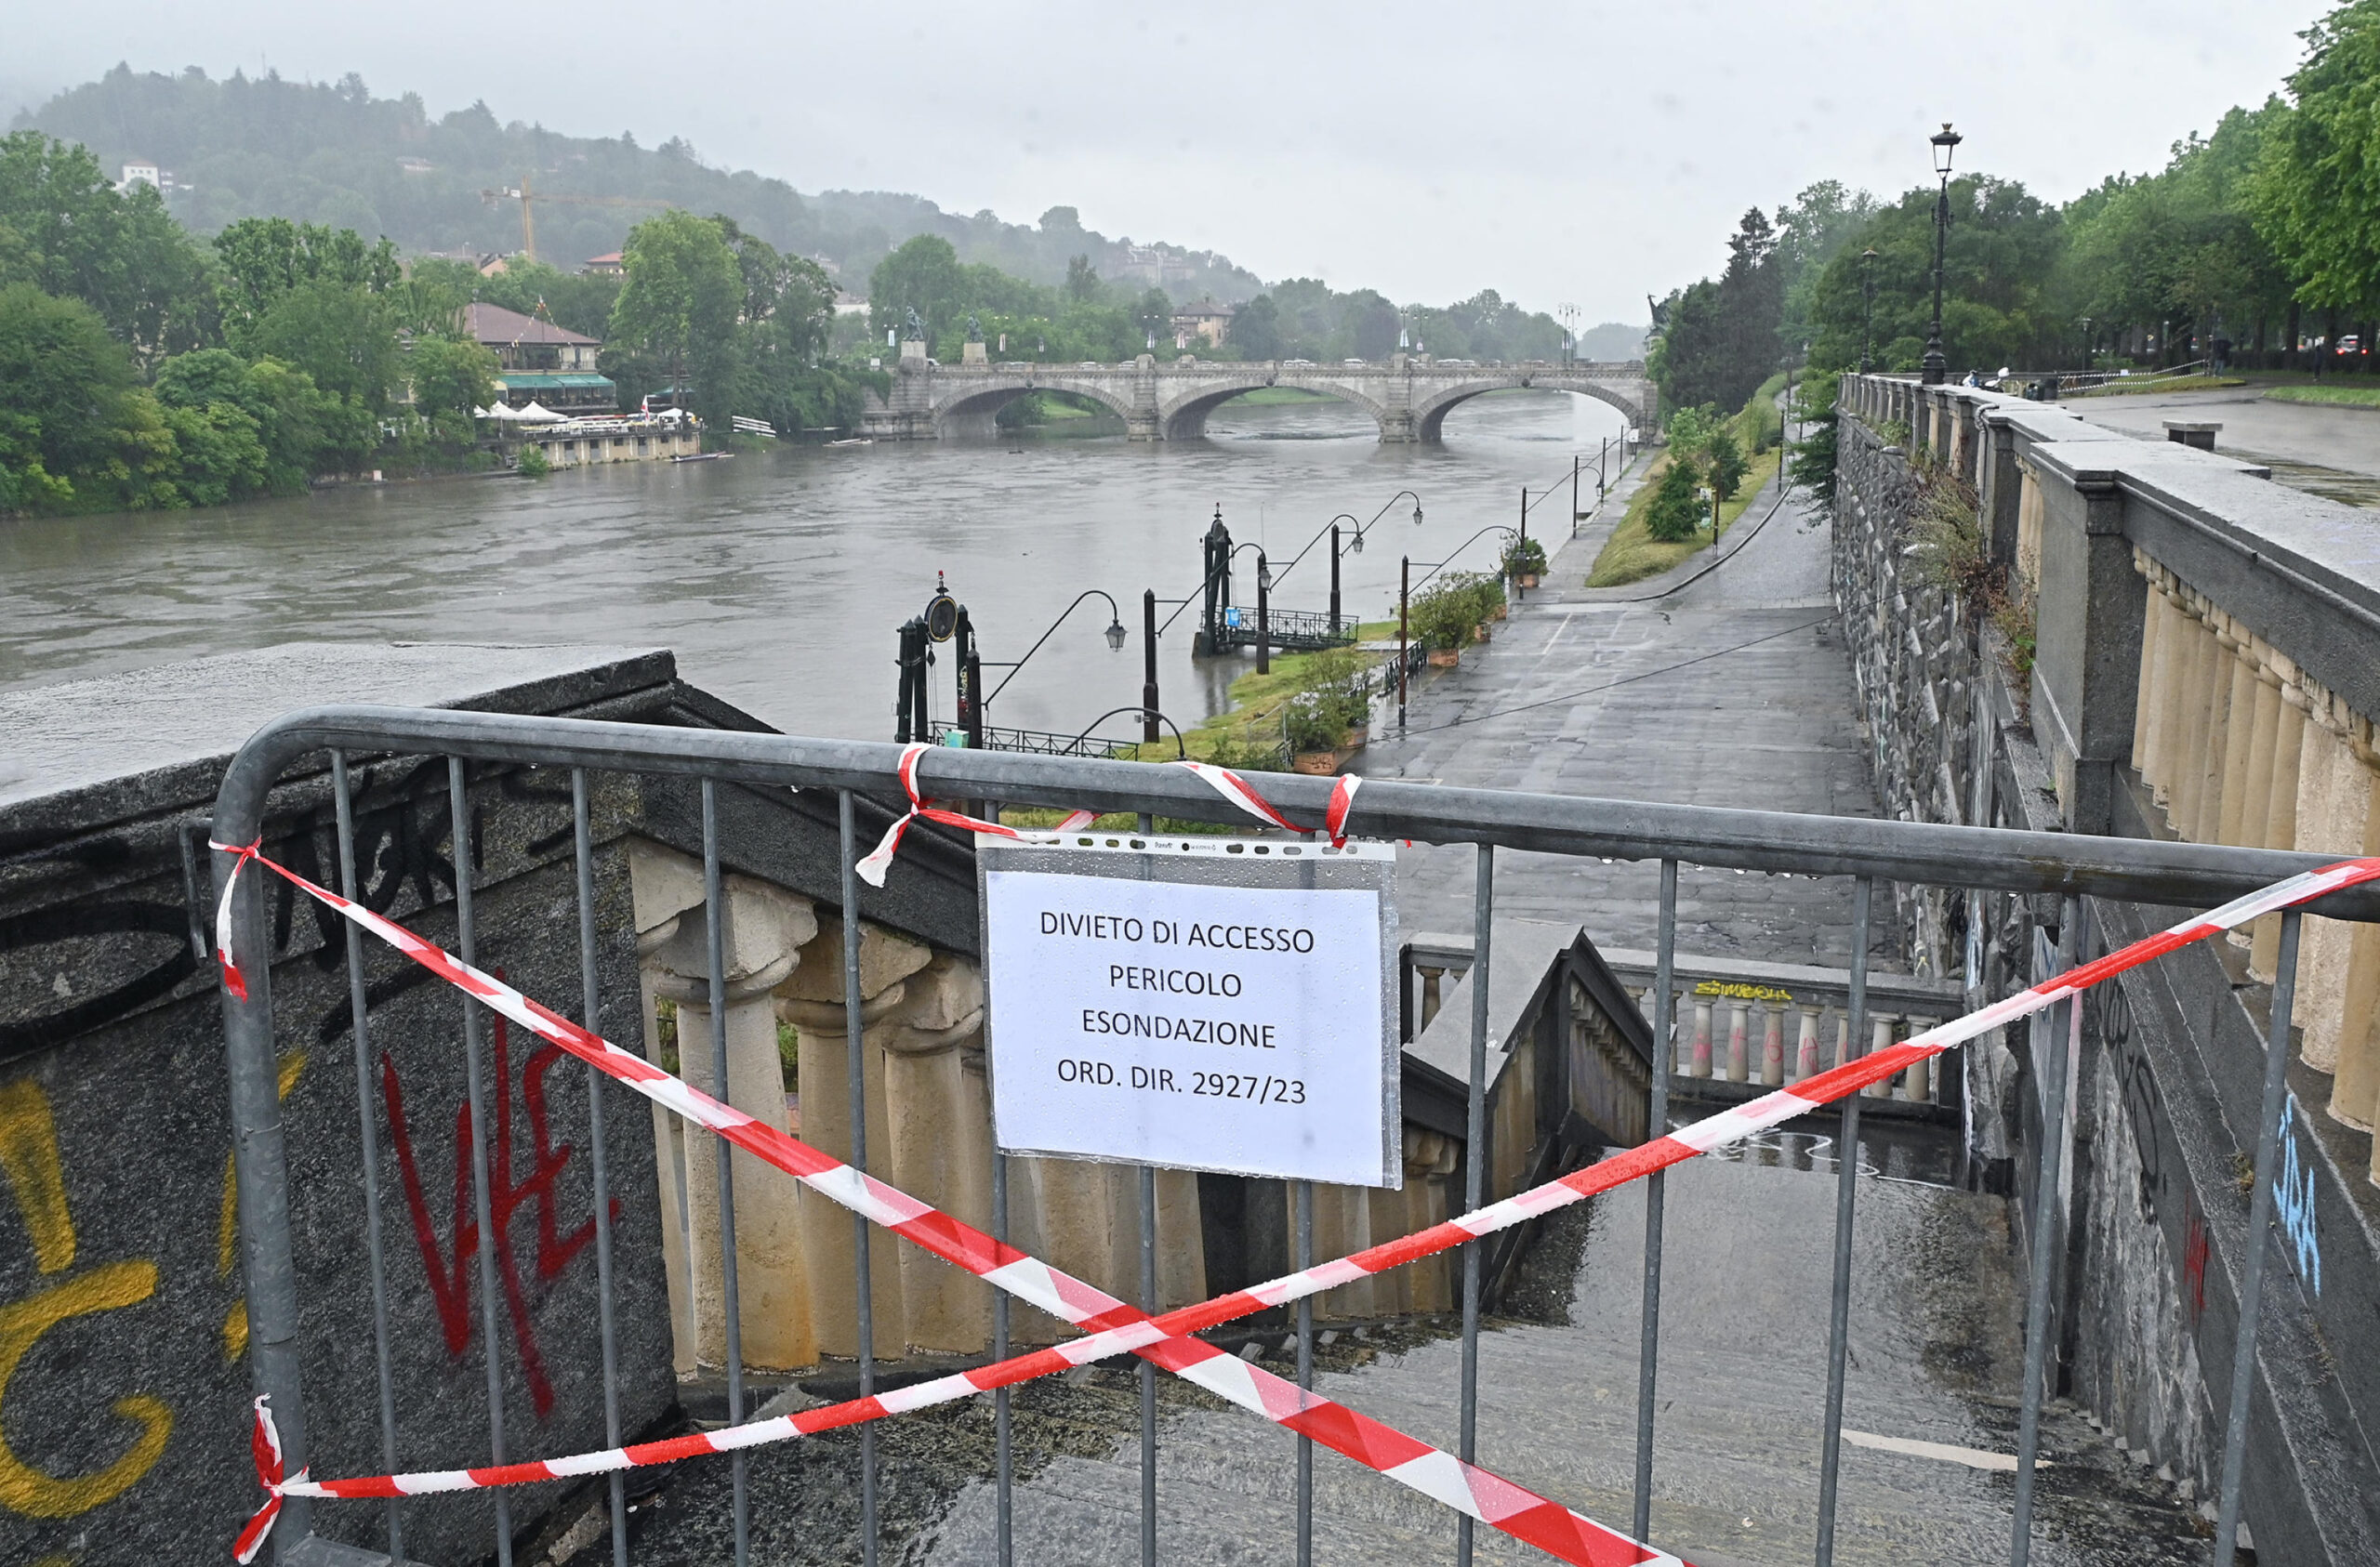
2264, 383, 2380, 407
998, 624, 1399, 832
1586, 391, 1785, 588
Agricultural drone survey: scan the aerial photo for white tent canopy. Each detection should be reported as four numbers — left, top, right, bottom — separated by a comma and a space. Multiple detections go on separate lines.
513, 401, 564, 424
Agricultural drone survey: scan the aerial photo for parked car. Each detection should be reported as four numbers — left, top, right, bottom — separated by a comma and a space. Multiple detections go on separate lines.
2336, 335, 2361, 357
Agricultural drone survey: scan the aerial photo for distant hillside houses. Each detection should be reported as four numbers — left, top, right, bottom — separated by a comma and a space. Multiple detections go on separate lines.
463, 302, 615, 412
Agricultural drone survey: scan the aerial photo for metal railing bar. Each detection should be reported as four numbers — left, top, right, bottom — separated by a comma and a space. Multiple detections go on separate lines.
2214, 908, 2305, 1565
450, 756, 515, 1567
1457, 842, 1494, 1567
574, 769, 630, 1567
993, 1147, 1013, 1567
1814, 875, 1872, 1567
208, 709, 2380, 918
703, 780, 752, 1567
2009, 896, 2082, 1565
332, 751, 405, 1563
1632, 858, 1678, 1541
1296, 1177, 1315, 1567
838, 789, 881, 1567
1140, 1162, 1159, 1567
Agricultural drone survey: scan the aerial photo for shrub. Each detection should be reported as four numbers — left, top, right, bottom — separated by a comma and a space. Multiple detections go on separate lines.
1501, 535, 1549, 577
1409, 573, 1488, 650
1664, 401, 1724, 458
1644, 454, 1704, 543
516, 442, 550, 478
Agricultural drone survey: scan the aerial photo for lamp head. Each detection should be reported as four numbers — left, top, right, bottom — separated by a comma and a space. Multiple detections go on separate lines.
1257, 556, 1273, 590
1861, 246, 1878, 265
1104, 616, 1128, 652
1349, 529, 1365, 555
1930, 123, 1962, 177
1412, 502, 1424, 525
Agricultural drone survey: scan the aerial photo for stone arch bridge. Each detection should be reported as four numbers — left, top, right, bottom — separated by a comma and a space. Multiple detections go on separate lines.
857, 352, 1655, 443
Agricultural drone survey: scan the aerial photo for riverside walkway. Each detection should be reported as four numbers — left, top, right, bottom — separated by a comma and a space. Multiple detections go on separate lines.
591, 464, 2212, 1567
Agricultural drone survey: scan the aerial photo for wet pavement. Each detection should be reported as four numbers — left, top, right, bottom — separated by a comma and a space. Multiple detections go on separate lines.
582, 466, 2211, 1565
2064, 388, 2380, 508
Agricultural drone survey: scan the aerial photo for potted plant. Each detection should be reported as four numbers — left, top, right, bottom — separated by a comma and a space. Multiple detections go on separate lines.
1410, 578, 1480, 666
1501, 534, 1548, 589
1284, 652, 1372, 771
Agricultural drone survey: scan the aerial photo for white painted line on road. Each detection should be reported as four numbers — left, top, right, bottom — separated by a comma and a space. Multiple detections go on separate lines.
1841, 1429, 2045, 1471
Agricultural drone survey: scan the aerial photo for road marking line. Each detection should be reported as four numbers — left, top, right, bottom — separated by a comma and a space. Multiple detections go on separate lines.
1841, 1429, 2044, 1471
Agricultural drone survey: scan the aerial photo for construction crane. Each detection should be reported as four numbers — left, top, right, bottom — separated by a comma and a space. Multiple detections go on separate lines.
478, 173, 678, 266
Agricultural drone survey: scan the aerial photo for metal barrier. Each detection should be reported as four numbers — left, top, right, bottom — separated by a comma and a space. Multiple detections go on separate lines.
209, 706, 2373, 1566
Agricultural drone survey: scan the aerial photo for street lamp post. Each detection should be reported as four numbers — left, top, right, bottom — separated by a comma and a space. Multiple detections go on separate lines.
1398, 556, 1410, 731
1255, 551, 1271, 675
1859, 248, 1878, 375
1142, 589, 1159, 744
2080, 316, 2095, 376
1921, 123, 1963, 386
975, 586, 1129, 738
1329, 524, 1342, 633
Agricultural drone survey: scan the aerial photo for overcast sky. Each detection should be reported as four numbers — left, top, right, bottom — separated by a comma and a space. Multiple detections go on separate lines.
5, 0, 2332, 322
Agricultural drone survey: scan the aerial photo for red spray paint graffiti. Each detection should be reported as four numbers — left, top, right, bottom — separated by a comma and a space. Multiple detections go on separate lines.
382, 987, 615, 1417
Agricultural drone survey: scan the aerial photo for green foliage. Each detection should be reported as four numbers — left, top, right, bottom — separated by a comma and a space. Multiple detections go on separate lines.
252, 278, 400, 413
1501, 535, 1549, 577
1706, 428, 1747, 501
212, 215, 399, 350
1644, 454, 1705, 544
406, 335, 498, 419
1805, 177, 2066, 373
2252, 3, 2380, 310
1650, 209, 1784, 411
1232, 293, 1283, 359
608, 209, 743, 422
1787, 368, 1842, 506
1408, 573, 1501, 651
1663, 402, 1725, 457
0, 131, 214, 360
515, 442, 549, 478
1280, 649, 1372, 753
0, 283, 138, 511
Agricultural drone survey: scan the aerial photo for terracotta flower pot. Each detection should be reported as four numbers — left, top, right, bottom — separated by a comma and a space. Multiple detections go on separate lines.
1428, 647, 1461, 667
1490, 604, 1509, 622
1517, 573, 1540, 589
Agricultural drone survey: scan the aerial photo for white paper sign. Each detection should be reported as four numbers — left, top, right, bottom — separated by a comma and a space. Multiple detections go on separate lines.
980, 838, 1396, 1188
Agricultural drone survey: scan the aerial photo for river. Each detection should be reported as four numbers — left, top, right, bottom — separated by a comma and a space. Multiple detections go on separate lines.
0, 391, 1627, 739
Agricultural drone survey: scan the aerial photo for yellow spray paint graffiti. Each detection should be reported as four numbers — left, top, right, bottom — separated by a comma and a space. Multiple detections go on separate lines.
0, 1079, 172, 1520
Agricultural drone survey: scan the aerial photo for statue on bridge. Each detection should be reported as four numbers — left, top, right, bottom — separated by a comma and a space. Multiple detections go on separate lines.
966, 312, 983, 343
905, 306, 925, 343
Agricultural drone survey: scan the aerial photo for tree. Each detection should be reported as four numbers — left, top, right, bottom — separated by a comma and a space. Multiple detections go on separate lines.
2253, 1, 2380, 313
610, 210, 743, 421
252, 278, 400, 412
1652, 210, 1784, 412
1345, 289, 1401, 360
212, 216, 398, 351
1706, 428, 1747, 501
1804, 176, 2066, 373
869, 233, 966, 345
1064, 254, 1101, 305
1232, 294, 1283, 359
1644, 454, 1705, 543
154, 347, 339, 492
0, 130, 214, 359
1133, 287, 1172, 348
407, 335, 499, 420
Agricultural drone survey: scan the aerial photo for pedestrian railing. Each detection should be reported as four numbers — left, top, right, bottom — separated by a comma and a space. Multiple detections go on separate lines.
207, 707, 2373, 1567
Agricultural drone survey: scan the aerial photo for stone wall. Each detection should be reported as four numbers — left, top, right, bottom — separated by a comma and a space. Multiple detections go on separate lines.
1831, 375, 2380, 1561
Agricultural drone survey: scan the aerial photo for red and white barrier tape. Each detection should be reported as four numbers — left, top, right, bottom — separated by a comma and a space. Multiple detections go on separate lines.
854, 744, 1365, 886
213, 835, 1676, 1567
214, 815, 2375, 1564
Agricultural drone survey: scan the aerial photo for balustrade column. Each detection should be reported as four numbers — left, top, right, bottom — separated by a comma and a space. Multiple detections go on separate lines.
2160, 587, 2206, 823
2216, 620, 2263, 846
2144, 565, 2186, 805
1726, 998, 1752, 1083
1904, 1017, 1940, 1101
2131, 551, 2162, 785
1761, 1002, 1787, 1086
2294, 689, 2354, 1073
2195, 612, 2241, 841
2254, 657, 2311, 980
780, 915, 932, 1358
1865, 1013, 1901, 1099
638, 860, 819, 1372
2321, 717, 2380, 1130
2231, 638, 2287, 950
873, 954, 997, 1352
1690, 996, 1714, 1078
2171, 592, 2214, 836
1794, 1004, 1824, 1082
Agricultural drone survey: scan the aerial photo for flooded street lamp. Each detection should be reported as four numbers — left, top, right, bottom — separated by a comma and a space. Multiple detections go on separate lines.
1921, 123, 1962, 386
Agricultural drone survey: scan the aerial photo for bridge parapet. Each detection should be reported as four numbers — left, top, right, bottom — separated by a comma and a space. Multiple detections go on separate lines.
857, 356, 1655, 444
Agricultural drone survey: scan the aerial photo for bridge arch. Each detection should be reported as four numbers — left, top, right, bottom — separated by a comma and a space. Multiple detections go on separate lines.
1412, 378, 1648, 442
1159, 377, 1390, 441
932, 378, 1137, 438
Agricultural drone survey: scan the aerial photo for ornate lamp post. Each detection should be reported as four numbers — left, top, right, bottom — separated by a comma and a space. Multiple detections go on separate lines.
1859, 247, 1879, 374
1921, 123, 1963, 386
2080, 316, 2095, 376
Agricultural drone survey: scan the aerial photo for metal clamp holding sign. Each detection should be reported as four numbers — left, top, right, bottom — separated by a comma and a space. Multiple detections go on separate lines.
979, 834, 1399, 1188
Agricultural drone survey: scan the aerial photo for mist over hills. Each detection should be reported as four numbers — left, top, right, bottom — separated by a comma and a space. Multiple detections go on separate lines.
14, 64, 1268, 302
15, 62, 1644, 356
